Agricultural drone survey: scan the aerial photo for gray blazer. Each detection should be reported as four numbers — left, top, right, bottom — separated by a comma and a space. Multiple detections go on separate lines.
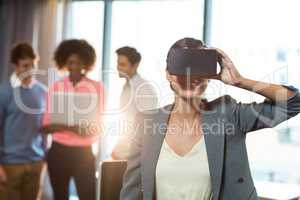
120, 86, 300, 200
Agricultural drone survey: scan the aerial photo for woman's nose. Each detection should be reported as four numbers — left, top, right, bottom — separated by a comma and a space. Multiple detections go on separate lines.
69, 64, 80, 70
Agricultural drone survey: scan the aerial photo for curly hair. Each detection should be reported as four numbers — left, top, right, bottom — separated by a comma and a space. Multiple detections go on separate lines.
10, 42, 36, 64
54, 39, 96, 71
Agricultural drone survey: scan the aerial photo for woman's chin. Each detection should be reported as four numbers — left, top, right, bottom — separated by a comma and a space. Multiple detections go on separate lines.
178, 91, 204, 100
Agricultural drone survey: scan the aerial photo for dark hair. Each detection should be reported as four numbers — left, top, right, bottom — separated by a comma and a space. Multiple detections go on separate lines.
116, 46, 141, 65
54, 39, 96, 71
166, 38, 204, 70
167, 37, 204, 57
10, 42, 36, 64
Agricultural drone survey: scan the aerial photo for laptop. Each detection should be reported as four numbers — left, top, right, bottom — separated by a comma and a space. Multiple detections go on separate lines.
50, 92, 100, 126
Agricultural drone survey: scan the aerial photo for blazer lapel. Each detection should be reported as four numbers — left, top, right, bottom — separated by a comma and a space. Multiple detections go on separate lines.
141, 104, 225, 200
203, 113, 225, 200
141, 104, 173, 199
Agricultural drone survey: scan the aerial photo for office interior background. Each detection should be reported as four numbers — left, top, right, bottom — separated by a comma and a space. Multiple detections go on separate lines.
1, 0, 300, 199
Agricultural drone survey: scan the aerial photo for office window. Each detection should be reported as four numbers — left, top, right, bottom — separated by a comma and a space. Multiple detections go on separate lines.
210, 0, 300, 184
107, 0, 205, 109
103, 0, 205, 154
70, 1, 104, 81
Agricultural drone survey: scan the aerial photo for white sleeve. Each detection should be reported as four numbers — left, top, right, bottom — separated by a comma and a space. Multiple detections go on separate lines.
135, 82, 158, 112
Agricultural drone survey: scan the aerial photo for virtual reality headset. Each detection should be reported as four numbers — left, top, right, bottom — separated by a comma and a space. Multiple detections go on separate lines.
167, 48, 218, 77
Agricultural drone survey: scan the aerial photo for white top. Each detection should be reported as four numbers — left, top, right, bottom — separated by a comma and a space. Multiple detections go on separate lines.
10, 72, 36, 88
120, 73, 158, 117
113, 73, 158, 159
156, 138, 213, 200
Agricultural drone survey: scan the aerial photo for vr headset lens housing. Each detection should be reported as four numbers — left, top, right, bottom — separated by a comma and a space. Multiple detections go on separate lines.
167, 48, 218, 77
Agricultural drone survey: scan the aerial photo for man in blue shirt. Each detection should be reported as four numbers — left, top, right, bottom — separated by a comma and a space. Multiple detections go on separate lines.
0, 42, 46, 200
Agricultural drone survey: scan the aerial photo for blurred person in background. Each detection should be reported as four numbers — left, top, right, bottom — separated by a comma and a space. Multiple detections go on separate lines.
40, 39, 104, 200
0, 42, 47, 200
111, 46, 158, 160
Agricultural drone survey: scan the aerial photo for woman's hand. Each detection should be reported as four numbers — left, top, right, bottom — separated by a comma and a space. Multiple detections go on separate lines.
68, 125, 90, 137
213, 48, 244, 86
0, 165, 7, 184
39, 124, 68, 134
40, 123, 97, 137
211, 48, 295, 101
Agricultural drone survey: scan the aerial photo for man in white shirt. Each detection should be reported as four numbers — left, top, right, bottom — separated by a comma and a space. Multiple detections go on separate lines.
112, 46, 158, 160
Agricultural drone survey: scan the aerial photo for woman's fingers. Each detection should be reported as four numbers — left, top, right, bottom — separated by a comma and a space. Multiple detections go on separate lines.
39, 124, 67, 133
0, 166, 7, 183
215, 48, 230, 60
206, 47, 225, 69
209, 47, 232, 67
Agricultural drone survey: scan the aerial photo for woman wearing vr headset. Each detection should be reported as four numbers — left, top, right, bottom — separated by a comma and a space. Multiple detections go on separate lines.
120, 38, 300, 200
